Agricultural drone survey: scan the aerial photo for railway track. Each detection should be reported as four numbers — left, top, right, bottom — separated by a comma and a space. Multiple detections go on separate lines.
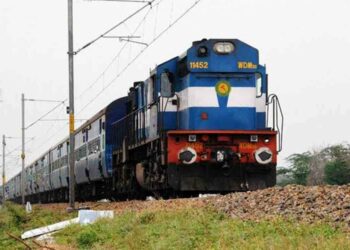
33, 185, 350, 226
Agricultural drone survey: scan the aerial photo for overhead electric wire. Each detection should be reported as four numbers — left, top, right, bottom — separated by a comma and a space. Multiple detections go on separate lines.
25, 98, 63, 103
1, 0, 169, 181
5, 137, 36, 157
25, 105, 69, 155
20, 15, 139, 134
76, 4, 154, 100
75, 0, 155, 55
29, 4, 156, 156
77, 0, 203, 115
9, 0, 202, 176
25, 101, 66, 130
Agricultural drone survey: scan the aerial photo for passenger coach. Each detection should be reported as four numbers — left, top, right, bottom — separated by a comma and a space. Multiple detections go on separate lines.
5, 98, 127, 202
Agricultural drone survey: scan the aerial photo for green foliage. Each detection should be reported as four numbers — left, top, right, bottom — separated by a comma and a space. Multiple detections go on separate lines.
325, 160, 350, 185
278, 143, 350, 186
323, 144, 350, 185
138, 212, 156, 224
0, 202, 77, 250
77, 228, 100, 249
1, 203, 350, 249
56, 208, 350, 250
286, 152, 311, 185
3, 202, 27, 227
321, 144, 350, 161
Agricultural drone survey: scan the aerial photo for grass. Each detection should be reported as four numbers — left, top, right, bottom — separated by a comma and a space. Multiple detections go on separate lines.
55, 208, 350, 250
1, 203, 350, 250
0, 202, 77, 250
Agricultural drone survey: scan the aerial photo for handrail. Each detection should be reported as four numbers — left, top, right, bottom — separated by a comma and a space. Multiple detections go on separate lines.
112, 98, 162, 150
267, 94, 284, 152
111, 100, 159, 127
112, 95, 181, 151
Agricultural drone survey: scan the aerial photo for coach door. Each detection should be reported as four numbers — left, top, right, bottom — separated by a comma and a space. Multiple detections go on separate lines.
145, 76, 158, 140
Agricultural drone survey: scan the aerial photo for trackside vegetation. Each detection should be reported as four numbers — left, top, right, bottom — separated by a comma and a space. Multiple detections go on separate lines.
277, 144, 350, 186
0, 202, 77, 250
55, 208, 350, 250
1, 203, 350, 249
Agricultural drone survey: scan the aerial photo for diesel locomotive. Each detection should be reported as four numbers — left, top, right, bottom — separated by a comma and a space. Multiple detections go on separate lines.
3, 38, 283, 202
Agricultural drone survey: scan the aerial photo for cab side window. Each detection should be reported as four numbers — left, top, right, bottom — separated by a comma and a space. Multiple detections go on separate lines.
255, 73, 262, 97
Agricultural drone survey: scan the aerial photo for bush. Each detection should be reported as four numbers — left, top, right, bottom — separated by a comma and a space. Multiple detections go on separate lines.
5, 202, 27, 227
77, 229, 100, 249
324, 160, 350, 185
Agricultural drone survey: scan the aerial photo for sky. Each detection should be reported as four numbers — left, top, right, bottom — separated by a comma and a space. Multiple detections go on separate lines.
1, 0, 350, 181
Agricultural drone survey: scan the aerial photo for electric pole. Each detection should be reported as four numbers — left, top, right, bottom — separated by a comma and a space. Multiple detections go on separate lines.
64, 0, 152, 210
68, 0, 76, 210
2, 135, 5, 205
21, 93, 25, 205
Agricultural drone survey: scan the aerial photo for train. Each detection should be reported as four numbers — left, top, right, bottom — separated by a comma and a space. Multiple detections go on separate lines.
2, 38, 283, 203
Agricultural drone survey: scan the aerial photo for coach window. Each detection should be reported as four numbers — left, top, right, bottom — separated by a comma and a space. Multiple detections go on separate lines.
75, 150, 79, 161
161, 71, 174, 98
86, 126, 90, 142
152, 75, 157, 101
82, 129, 86, 143
99, 119, 102, 134
255, 73, 262, 97
88, 138, 99, 155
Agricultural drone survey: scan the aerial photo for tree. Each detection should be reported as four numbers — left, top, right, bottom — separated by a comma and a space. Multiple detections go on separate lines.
286, 152, 311, 185
324, 160, 350, 185
278, 144, 350, 186
323, 144, 350, 185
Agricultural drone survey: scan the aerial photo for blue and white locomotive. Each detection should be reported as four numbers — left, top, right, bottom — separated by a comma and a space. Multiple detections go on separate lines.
3, 39, 283, 202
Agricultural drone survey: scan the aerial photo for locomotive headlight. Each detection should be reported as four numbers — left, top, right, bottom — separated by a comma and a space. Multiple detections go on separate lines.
216, 150, 225, 162
179, 147, 197, 165
197, 46, 208, 57
254, 147, 273, 165
214, 42, 235, 54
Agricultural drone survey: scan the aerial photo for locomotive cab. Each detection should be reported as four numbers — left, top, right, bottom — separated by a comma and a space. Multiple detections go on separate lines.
159, 39, 267, 130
